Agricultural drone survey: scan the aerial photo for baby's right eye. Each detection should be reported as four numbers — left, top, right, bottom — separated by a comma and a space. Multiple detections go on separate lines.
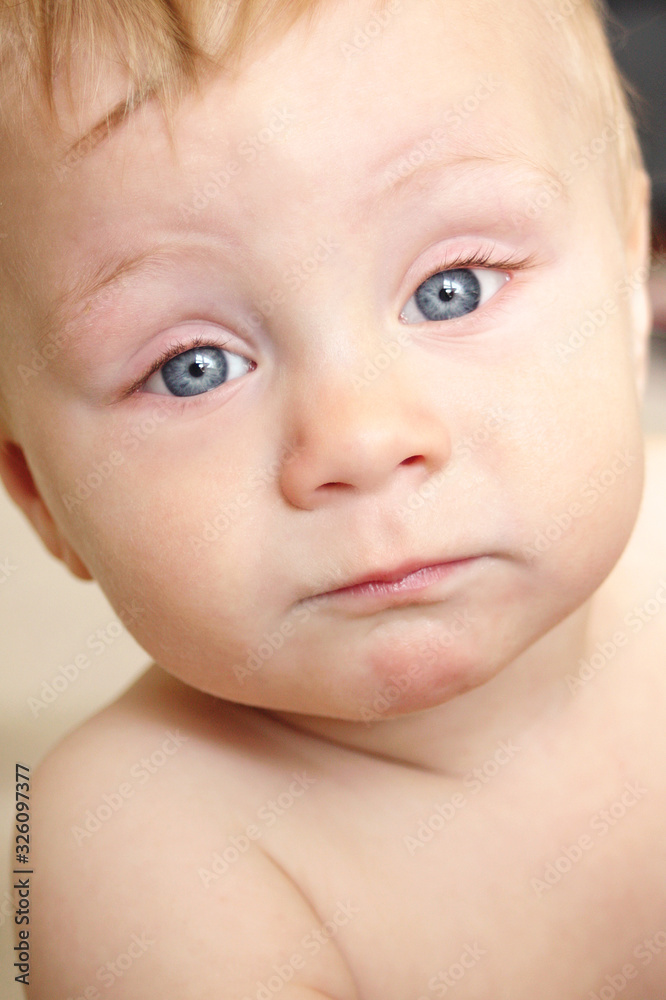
143, 343, 254, 397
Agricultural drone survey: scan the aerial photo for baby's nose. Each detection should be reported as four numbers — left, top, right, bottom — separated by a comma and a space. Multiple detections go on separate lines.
278, 358, 451, 510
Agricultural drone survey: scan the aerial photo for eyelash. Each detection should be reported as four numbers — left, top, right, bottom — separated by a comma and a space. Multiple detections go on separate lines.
124, 247, 535, 398
417, 246, 537, 282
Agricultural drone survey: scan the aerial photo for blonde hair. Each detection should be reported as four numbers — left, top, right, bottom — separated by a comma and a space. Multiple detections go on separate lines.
0, 0, 339, 160
0, 0, 644, 183
544, 0, 646, 224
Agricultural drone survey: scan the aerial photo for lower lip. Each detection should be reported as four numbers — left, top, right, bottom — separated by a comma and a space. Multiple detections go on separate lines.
314, 559, 477, 611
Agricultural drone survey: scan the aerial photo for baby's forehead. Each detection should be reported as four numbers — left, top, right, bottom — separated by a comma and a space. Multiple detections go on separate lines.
0, 0, 637, 281
65, 9, 575, 174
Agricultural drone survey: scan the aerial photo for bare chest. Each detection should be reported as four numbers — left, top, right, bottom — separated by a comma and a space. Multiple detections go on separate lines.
256, 707, 666, 999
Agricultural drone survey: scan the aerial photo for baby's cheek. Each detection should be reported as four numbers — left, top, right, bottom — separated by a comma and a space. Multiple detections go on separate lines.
71, 465, 270, 625
492, 338, 643, 557
520, 431, 643, 597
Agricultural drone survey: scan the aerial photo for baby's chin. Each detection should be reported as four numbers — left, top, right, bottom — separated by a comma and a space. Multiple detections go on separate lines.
149, 646, 478, 723
187, 622, 536, 723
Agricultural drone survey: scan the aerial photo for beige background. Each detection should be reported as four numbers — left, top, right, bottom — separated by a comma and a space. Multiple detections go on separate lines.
1, 327, 665, 998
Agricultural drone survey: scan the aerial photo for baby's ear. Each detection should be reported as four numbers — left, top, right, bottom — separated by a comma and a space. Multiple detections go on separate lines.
0, 439, 93, 581
624, 169, 653, 400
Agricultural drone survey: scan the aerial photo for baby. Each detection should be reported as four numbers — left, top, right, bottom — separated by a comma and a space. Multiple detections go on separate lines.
1, 0, 665, 996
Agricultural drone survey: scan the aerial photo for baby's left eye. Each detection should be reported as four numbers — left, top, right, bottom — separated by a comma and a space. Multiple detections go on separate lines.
401, 267, 508, 324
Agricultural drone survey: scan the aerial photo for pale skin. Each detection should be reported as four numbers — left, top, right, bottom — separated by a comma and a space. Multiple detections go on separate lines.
0, 0, 665, 996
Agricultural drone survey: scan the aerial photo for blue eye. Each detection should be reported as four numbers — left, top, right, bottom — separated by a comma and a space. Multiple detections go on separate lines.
144, 345, 253, 397
401, 267, 507, 324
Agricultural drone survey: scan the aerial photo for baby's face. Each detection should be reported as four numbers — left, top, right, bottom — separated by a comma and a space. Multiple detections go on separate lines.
0, 0, 650, 719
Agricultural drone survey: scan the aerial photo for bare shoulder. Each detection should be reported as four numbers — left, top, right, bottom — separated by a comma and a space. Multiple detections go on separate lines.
29, 668, 356, 1000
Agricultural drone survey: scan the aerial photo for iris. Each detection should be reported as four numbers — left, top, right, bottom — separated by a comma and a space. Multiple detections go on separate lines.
162, 347, 228, 397
414, 269, 482, 321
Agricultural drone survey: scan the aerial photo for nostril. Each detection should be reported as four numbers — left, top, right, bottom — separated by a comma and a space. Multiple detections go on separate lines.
401, 455, 423, 466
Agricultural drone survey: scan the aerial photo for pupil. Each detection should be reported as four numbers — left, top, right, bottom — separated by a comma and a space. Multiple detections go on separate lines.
439, 286, 454, 302
189, 361, 206, 378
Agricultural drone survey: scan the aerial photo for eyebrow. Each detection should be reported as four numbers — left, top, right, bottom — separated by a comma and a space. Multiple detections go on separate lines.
366, 134, 567, 210
63, 81, 566, 215
39, 237, 241, 349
